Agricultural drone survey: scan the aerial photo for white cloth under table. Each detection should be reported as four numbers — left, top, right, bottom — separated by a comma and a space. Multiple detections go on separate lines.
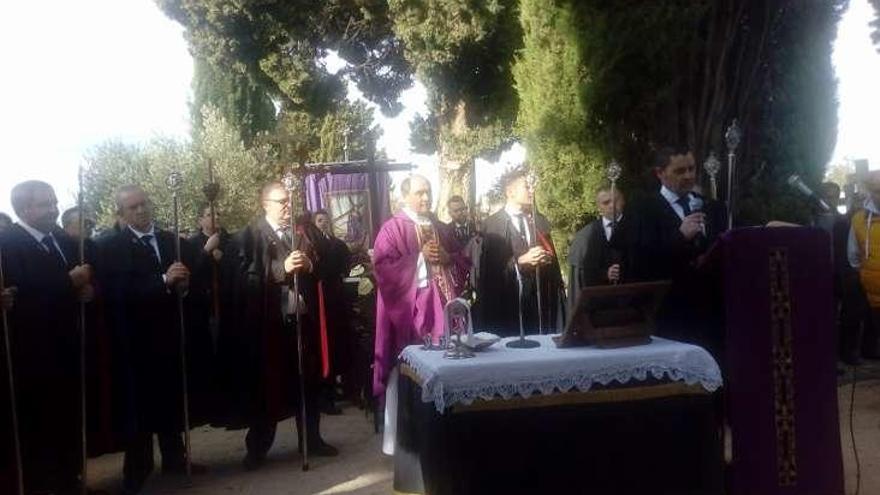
399, 334, 722, 413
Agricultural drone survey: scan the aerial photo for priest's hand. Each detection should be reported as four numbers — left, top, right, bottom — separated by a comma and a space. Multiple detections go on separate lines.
165, 262, 191, 291
421, 240, 449, 265
518, 246, 551, 267
69, 264, 93, 290
1, 286, 16, 311
284, 250, 313, 274
679, 212, 706, 241
607, 264, 621, 283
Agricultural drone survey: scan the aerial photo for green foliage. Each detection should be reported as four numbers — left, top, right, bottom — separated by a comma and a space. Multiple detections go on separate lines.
514, 0, 604, 259
157, 0, 412, 115
515, 0, 846, 260
191, 56, 277, 144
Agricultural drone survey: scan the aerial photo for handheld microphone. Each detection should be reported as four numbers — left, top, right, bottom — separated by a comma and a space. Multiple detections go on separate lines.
786, 174, 831, 212
691, 195, 707, 236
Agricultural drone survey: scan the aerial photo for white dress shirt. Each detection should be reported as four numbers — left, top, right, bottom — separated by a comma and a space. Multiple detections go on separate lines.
18, 221, 68, 264
660, 186, 702, 220
504, 203, 532, 245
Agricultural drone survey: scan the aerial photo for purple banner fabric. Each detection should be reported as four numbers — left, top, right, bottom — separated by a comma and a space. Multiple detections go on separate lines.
305, 172, 392, 250
711, 227, 843, 495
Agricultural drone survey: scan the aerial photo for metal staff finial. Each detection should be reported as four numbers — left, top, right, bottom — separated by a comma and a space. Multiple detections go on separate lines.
724, 119, 742, 230
282, 170, 296, 192
703, 152, 722, 200
166, 169, 193, 485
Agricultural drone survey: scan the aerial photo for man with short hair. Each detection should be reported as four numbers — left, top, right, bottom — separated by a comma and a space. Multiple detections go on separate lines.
611, 147, 726, 347
95, 185, 213, 494
477, 167, 564, 336
0, 180, 95, 495
567, 188, 625, 308
446, 195, 475, 247
61, 206, 96, 240
373, 175, 468, 454
216, 182, 337, 471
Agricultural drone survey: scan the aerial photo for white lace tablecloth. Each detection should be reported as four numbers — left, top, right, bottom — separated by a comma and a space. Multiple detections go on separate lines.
399, 335, 722, 413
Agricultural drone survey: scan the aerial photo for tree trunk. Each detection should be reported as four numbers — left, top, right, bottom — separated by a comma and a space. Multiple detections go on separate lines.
436, 100, 476, 222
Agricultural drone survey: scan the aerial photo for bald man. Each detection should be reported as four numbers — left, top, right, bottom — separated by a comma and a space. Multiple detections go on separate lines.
0, 180, 94, 494
372, 175, 468, 454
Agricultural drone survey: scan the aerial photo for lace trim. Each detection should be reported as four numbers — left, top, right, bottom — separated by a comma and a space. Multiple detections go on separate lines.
400, 356, 722, 414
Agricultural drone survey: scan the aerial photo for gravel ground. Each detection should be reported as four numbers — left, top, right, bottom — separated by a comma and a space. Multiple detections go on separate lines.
86, 379, 880, 495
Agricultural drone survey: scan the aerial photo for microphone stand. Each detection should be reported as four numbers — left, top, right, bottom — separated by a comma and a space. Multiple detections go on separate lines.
282, 171, 310, 471
0, 246, 24, 495
77, 164, 89, 495
167, 172, 193, 485
507, 174, 541, 349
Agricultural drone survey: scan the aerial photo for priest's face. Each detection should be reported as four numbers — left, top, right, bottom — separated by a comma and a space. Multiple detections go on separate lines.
118, 188, 154, 232
405, 177, 432, 215
596, 190, 624, 221
655, 152, 696, 197
262, 185, 290, 227
21, 185, 59, 233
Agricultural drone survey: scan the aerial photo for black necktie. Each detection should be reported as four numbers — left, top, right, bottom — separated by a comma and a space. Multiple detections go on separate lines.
139, 234, 160, 263
516, 214, 528, 243
41, 235, 65, 265
676, 195, 692, 217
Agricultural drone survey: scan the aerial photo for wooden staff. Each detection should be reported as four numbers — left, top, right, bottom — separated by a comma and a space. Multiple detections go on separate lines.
282, 171, 310, 472
202, 161, 221, 337
0, 245, 24, 495
167, 171, 193, 484
526, 173, 544, 335
607, 160, 623, 285
77, 164, 89, 495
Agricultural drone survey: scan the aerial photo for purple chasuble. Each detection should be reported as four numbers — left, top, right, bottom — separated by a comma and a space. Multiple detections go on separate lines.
372, 212, 469, 397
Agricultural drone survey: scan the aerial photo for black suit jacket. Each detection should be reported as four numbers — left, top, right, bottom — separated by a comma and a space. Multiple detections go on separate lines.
477, 209, 563, 335
0, 224, 82, 492
567, 218, 617, 308
611, 191, 726, 282
95, 225, 212, 434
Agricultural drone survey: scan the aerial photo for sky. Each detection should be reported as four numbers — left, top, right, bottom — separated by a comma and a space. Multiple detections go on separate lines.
0, 0, 877, 219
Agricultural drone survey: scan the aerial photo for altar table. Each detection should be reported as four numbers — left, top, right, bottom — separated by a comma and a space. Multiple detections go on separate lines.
393, 334, 724, 495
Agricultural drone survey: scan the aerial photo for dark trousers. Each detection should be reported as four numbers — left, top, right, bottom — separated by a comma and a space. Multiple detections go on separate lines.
244, 387, 322, 459
122, 432, 186, 491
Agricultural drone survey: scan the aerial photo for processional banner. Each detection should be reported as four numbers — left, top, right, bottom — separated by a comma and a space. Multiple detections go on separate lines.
305, 172, 392, 252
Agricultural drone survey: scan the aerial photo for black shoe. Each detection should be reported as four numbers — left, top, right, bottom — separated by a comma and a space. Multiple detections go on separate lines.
300, 439, 339, 457
243, 453, 266, 471
321, 403, 344, 415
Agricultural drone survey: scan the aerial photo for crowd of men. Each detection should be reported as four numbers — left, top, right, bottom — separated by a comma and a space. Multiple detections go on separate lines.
0, 181, 350, 494
0, 145, 874, 494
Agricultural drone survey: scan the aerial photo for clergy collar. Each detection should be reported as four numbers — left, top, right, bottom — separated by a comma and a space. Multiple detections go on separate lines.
127, 223, 156, 239
504, 203, 527, 217
17, 220, 51, 243
402, 207, 431, 225
660, 185, 691, 206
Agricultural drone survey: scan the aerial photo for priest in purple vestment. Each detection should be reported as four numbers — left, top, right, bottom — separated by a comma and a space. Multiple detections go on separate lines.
373, 175, 469, 400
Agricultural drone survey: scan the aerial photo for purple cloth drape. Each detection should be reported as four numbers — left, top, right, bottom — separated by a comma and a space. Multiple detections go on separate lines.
305, 172, 392, 248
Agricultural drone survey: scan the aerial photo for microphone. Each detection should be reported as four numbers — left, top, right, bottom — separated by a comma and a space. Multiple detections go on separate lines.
786, 174, 831, 212
691, 195, 707, 237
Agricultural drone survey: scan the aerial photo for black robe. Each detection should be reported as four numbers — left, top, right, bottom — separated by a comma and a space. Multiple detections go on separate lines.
214, 218, 328, 429
321, 235, 352, 379
477, 209, 564, 336
610, 191, 726, 348
0, 225, 81, 494
567, 218, 617, 309
95, 226, 213, 437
